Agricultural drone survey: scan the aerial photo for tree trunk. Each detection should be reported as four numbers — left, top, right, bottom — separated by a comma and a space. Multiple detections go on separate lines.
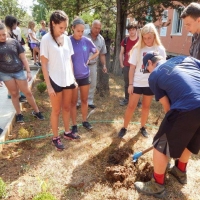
112, 0, 129, 75
96, 38, 111, 97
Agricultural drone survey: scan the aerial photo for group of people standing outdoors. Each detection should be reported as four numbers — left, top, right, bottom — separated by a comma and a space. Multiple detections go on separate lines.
120, 2, 200, 199
1, 1, 200, 198
40, 11, 108, 150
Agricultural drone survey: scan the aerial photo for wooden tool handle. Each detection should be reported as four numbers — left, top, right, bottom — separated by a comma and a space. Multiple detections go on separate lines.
142, 146, 154, 155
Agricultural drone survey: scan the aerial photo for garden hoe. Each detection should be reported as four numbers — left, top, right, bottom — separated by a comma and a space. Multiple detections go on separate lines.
132, 146, 154, 162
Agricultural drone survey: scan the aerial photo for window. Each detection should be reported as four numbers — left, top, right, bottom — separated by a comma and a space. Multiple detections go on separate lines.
125, 18, 130, 36
162, 10, 168, 22
171, 8, 183, 35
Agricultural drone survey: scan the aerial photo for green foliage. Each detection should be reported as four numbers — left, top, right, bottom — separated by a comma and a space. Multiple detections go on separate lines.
0, 177, 6, 198
0, 0, 26, 21
32, 192, 57, 200
32, 0, 51, 23
39, 74, 45, 81
37, 82, 47, 93
33, 178, 56, 200
80, 12, 95, 25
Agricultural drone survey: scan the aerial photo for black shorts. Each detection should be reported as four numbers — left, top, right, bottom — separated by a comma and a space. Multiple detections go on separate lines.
134, 87, 154, 95
76, 77, 90, 87
153, 107, 200, 158
50, 77, 76, 93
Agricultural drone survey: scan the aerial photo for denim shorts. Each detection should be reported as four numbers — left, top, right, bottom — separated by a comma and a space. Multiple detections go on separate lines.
0, 70, 26, 82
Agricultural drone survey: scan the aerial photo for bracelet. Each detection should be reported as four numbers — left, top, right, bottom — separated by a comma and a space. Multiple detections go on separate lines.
129, 84, 133, 85
27, 71, 31, 73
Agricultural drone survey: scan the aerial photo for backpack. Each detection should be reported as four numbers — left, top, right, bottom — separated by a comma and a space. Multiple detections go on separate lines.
123, 37, 128, 54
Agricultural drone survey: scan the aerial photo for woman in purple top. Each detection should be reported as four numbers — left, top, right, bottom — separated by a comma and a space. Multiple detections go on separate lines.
70, 18, 99, 132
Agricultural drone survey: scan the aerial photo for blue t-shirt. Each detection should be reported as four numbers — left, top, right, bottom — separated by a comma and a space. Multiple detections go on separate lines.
70, 36, 97, 79
149, 56, 200, 111
39, 29, 47, 37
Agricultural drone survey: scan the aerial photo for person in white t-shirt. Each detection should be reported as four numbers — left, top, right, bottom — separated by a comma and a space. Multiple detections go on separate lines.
13, 21, 25, 49
118, 23, 166, 138
28, 21, 41, 67
40, 10, 79, 151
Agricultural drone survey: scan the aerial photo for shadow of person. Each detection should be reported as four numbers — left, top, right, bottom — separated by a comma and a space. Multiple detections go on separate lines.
60, 131, 140, 200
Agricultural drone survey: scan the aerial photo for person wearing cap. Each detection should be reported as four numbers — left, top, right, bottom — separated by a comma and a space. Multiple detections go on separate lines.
70, 18, 99, 133
134, 52, 200, 198
118, 23, 166, 138
119, 21, 139, 106
181, 3, 200, 59
83, 20, 107, 109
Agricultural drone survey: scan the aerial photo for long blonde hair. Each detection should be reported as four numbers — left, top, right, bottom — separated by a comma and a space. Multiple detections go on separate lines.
28, 21, 36, 32
131, 23, 165, 60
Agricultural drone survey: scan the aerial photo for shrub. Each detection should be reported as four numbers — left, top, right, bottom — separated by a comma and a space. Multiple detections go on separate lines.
37, 82, 47, 93
0, 178, 6, 198
39, 74, 45, 81
32, 192, 57, 200
18, 127, 34, 138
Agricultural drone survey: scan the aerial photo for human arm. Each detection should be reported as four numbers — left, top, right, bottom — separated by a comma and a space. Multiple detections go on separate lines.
128, 64, 136, 94
159, 96, 170, 113
41, 56, 56, 96
87, 49, 99, 65
29, 30, 40, 42
19, 52, 32, 82
119, 46, 125, 68
100, 53, 107, 73
70, 58, 78, 87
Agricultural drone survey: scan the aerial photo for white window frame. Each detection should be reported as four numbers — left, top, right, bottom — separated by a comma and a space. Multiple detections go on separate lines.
171, 8, 183, 36
162, 10, 168, 22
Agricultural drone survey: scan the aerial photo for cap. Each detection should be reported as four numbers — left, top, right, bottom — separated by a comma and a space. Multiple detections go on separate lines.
143, 51, 159, 73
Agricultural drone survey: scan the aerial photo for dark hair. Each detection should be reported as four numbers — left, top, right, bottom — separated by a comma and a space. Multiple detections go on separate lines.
72, 18, 85, 27
50, 10, 68, 46
181, 3, 200, 19
0, 23, 6, 30
151, 56, 163, 64
126, 21, 138, 30
5, 15, 17, 39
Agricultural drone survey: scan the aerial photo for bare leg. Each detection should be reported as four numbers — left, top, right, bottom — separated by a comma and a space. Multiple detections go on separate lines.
49, 92, 62, 137
153, 148, 169, 174
140, 95, 153, 127
16, 79, 39, 112
33, 48, 37, 63
179, 148, 192, 163
71, 87, 78, 125
4, 79, 21, 114
62, 89, 73, 132
33, 47, 40, 62
123, 93, 140, 128
153, 147, 191, 174
80, 85, 90, 122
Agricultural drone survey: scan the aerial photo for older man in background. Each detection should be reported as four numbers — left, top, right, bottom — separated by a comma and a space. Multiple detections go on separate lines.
84, 20, 107, 109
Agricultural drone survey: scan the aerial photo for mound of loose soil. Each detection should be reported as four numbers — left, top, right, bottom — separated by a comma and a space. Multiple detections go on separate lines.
105, 148, 153, 189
